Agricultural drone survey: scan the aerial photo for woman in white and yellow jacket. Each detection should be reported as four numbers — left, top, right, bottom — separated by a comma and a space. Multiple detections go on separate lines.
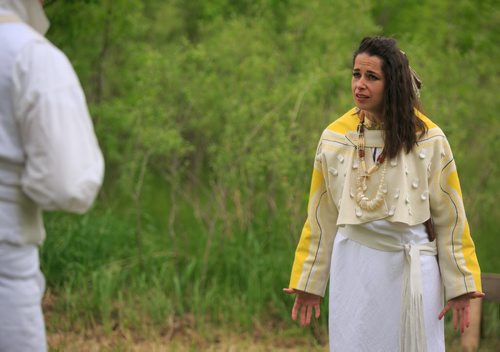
284, 37, 482, 352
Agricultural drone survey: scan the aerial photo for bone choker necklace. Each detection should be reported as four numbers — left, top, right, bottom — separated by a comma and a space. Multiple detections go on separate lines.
356, 111, 387, 210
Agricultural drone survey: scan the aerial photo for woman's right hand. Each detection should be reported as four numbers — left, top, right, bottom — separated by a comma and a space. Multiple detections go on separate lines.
283, 288, 321, 326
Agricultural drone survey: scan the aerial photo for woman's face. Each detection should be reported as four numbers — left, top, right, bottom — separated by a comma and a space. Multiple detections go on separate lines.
351, 53, 385, 119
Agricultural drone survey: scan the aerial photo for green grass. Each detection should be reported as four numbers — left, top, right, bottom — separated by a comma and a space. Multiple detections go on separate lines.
40, 188, 298, 332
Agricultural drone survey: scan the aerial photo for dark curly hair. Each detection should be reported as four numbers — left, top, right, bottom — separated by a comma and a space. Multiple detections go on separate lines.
353, 36, 427, 159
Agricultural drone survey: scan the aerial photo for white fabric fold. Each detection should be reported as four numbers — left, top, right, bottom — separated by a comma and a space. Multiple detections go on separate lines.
341, 224, 437, 352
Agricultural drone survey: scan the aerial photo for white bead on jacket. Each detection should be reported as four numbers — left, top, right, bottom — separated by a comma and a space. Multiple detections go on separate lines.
289, 108, 482, 301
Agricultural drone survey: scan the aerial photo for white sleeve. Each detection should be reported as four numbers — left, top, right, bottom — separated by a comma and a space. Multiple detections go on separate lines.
13, 39, 104, 213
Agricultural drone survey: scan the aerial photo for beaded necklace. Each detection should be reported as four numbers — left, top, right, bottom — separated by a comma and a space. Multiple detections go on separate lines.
356, 111, 387, 211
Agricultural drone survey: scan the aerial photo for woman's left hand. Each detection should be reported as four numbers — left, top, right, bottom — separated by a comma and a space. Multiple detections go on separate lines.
438, 292, 485, 333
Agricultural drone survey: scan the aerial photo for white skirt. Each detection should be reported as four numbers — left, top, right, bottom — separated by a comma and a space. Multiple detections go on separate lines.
328, 220, 444, 352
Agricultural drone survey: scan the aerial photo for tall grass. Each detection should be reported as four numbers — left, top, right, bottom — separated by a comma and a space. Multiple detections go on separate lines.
40, 178, 309, 334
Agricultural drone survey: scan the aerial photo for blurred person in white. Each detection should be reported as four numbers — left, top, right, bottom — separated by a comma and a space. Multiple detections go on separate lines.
0, 0, 104, 351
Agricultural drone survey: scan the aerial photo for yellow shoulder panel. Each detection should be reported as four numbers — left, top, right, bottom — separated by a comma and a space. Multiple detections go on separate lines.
415, 109, 439, 129
325, 108, 359, 135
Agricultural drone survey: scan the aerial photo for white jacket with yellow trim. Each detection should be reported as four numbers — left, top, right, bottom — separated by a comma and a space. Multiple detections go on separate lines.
289, 108, 482, 301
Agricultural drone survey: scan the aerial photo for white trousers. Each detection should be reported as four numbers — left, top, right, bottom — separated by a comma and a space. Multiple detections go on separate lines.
0, 243, 47, 352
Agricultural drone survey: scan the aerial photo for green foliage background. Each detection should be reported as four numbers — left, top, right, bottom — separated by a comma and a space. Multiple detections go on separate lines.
41, 0, 499, 342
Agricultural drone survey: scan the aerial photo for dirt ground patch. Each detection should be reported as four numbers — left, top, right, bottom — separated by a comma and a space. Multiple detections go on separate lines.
47, 329, 328, 352
47, 329, 500, 352
47, 328, 500, 352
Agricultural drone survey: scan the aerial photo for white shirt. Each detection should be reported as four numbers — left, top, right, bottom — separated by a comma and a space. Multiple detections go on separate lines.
0, 2, 104, 244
